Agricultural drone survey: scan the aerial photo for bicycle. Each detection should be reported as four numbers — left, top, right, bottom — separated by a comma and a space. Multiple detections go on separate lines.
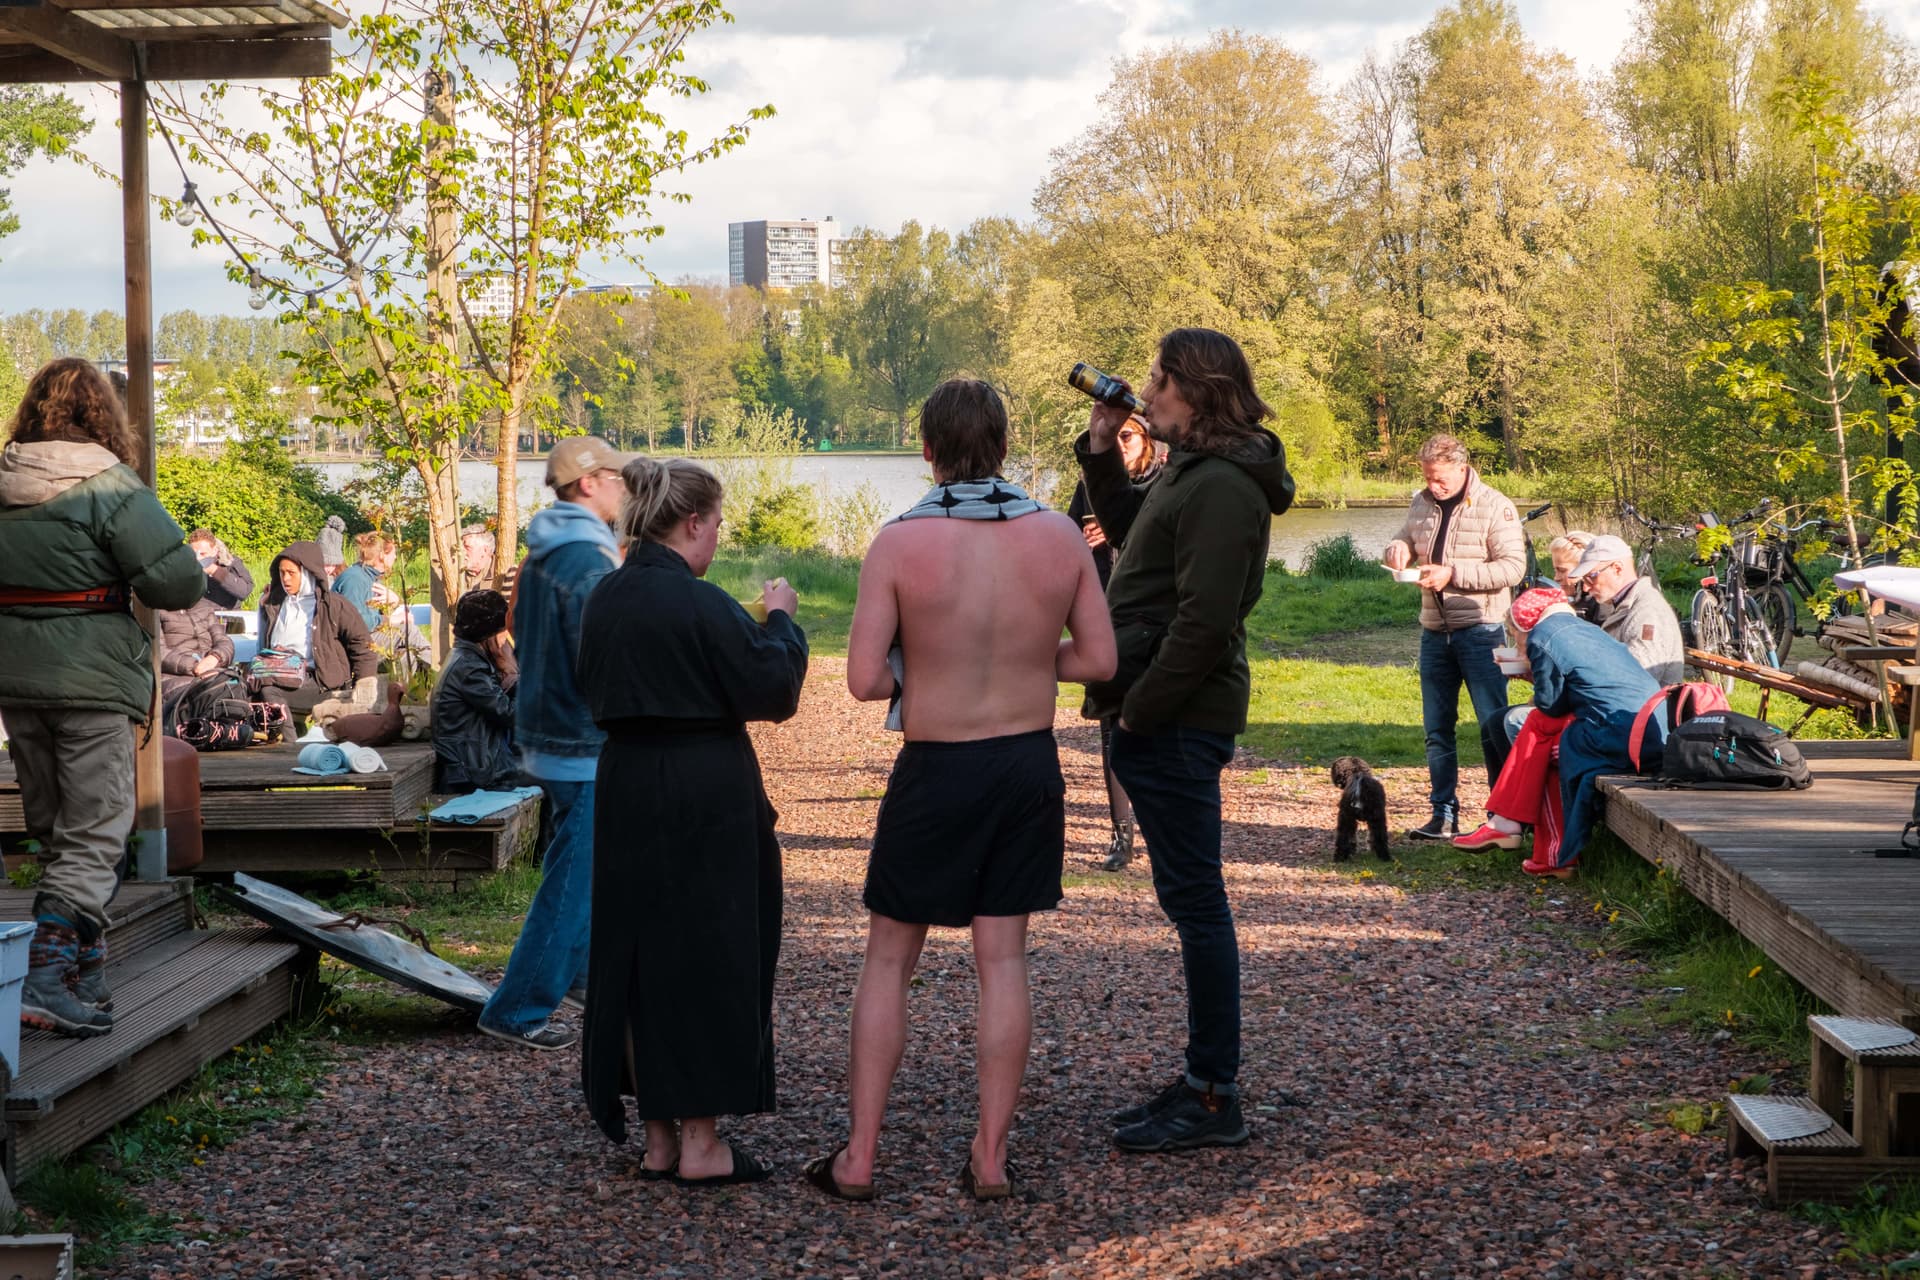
1734, 512, 1865, 666
1518, 501, 1557, 590
1690, 502, 1784, 688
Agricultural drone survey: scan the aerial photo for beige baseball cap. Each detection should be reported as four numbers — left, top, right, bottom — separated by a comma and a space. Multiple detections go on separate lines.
545, 436, 636, 489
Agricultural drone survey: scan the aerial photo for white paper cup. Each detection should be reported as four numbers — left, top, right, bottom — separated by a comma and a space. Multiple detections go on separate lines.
1492, 646, 1519, 663
1378, 565, 1422, 583
1497, 660, 1530, 676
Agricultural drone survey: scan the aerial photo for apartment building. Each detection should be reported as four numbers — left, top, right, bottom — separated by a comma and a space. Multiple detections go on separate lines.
727, 217, 843, 291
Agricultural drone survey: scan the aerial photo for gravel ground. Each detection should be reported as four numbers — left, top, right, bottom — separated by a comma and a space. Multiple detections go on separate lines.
125, 660, 1850, 1279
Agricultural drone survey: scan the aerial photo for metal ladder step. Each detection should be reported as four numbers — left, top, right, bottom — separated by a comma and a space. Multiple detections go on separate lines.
1809, 1015, 1920, 1063
1728, 1094, 1860, 1155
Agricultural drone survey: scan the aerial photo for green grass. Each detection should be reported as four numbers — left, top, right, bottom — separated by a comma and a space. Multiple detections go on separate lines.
708, 548, 861, 657
15, 1016, 337, 1271
1804, 1182, 1920, 1275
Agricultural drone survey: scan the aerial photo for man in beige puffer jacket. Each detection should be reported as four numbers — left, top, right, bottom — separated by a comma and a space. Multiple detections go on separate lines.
1383, 435, 1525, 840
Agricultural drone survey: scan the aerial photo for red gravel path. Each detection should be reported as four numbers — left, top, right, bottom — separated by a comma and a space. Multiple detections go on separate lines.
126, 661, 1849, 1279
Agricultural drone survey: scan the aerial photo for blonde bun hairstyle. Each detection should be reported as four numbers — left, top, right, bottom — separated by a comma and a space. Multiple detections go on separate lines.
620, 456, 724, 544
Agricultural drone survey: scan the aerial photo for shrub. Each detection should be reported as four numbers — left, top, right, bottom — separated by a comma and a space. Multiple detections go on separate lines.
737, 484, 820, 551
1304, 533, 1372, 581
156, 449, 361, 561
823, 481, 889, 557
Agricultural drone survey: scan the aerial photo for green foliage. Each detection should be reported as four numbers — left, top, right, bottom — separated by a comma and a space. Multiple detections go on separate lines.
1303, 533, 1374, 581
736, 485, 821, 551
0, 87, 86, 250
156, 451, 358, 563
1804, 1181, 1920, 1273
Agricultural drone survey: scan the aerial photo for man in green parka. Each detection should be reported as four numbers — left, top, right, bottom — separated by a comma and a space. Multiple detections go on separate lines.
0, 359, 206, 1037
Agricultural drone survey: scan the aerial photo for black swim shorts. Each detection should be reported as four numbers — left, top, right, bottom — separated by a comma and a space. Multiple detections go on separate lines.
863, 728, 1065, 927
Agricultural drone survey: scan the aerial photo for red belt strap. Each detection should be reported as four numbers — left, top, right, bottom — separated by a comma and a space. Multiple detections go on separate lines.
0, 584, 131, 612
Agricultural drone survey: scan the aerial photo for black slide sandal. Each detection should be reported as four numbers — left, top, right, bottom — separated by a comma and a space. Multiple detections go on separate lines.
803, 1147, 877, 1202
674, 1145, 773, 1188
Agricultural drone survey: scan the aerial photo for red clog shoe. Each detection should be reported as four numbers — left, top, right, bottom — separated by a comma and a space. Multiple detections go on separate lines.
1453, 823, 1523, 851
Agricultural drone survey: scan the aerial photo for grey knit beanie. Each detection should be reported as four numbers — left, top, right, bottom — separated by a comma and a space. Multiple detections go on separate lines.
317, 514, 347, 567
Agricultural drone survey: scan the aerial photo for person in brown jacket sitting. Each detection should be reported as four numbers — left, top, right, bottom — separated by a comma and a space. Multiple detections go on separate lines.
1382, 434, 1525, 840
255, 539, 378, 726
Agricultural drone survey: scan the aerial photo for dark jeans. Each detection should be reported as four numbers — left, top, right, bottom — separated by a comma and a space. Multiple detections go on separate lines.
1110, 725, 1239, 1087
1418, 623, 1510, 814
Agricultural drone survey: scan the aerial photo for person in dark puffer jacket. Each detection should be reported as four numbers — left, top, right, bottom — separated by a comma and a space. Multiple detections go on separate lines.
0, 358, 207, 1038
157, 596, 235, 713
431, 589, 520, 791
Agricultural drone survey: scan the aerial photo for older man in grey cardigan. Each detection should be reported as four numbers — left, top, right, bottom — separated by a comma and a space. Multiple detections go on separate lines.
1568, 534, 1685, 685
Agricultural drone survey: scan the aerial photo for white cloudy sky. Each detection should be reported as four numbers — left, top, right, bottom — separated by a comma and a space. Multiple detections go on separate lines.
1, 0, 1916, 316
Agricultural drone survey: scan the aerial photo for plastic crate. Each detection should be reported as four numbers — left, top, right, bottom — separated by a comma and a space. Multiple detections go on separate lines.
0, 920, 35, 1078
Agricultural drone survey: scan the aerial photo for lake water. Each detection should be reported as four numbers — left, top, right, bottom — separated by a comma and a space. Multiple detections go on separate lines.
312, 456, 1414, 566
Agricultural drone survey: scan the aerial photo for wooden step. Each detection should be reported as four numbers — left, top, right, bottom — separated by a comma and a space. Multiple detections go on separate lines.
4, 927, 311, 1178
1727, 1094, 1859, 1158
1810, 1014, 1920, 1064
0, 880, 194, 957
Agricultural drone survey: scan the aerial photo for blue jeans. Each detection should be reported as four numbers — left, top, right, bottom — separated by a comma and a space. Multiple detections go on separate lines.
1418, 623, 1510, 815
480, 779, 593, 1036
1110, 725, 1239, 1087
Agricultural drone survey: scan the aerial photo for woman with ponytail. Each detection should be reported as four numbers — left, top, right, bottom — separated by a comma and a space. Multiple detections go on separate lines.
575, 457, 809, 1185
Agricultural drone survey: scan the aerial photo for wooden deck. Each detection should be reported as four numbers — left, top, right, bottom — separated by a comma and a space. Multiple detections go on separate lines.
0, 881, 313, 1180
0, 742, 537, 882
1600, 741, 1920, 1023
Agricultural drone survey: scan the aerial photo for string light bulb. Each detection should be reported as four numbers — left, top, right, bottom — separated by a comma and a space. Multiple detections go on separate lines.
247, 268, 269, 312
175, 181, 197, 228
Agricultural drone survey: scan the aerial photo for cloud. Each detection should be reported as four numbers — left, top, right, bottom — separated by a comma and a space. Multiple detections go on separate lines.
898, 0, 1129, 79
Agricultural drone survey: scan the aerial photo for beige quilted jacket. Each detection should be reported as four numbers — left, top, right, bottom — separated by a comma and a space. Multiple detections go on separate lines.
1388, 471, 1526, 632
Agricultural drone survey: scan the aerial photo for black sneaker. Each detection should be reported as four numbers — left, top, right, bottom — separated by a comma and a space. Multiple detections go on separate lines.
1109, 1077, 1187, 1128
1407, 809, 1458, 842
477, 1019, 579, 1051
1114, 1085, 1250, 1153
1101, 822, 1136, 872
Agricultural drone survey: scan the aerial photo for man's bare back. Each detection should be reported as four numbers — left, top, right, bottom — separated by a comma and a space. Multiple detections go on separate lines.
848, 511, 1116, 740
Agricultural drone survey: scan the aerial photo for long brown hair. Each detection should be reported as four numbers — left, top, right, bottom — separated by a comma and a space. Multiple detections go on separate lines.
1156, 328, 1273, 455
6, 357, 139, 468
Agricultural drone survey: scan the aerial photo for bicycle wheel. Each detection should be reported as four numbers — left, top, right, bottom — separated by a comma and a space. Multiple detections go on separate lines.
1737, 593, 1780, 669
1689, 590, 1734, 692
1757, 583, 1795, 665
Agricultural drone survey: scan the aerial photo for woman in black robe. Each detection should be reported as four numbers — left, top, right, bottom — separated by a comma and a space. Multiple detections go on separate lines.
576, 457, 808, 1185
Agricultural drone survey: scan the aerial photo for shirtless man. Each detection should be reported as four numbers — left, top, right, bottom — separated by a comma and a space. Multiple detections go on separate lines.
806, 378, 1116, 1203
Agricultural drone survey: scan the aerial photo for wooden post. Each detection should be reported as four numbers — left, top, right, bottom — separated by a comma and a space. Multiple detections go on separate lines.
423, 68, 458, 663
122, 76, 166, 877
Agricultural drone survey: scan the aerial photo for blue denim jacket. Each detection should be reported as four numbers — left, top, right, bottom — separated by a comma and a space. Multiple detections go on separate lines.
513, 502, 618, 771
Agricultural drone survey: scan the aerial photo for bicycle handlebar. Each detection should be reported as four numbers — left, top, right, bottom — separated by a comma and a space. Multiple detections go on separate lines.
1525, 502, 1552, 522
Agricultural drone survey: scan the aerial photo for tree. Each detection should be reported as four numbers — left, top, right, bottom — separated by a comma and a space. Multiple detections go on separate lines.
0, 88, 84, 255
1690, 76, 1919, 570
831, 222, 968, 444
651, 284, 737, 448
1034, 30, 1338, 391
156, 0, 768, 624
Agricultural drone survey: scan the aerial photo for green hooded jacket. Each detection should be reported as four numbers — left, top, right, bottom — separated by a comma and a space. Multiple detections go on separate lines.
1073, 426, 1295, 735
0, 441, 207, 723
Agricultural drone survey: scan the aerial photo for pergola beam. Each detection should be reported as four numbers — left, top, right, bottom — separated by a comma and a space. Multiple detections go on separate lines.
0, 34, 326, 79
0, 2, 134, 78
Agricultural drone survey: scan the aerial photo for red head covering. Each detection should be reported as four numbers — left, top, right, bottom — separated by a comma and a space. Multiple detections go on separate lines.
1509, 586, 1568, 632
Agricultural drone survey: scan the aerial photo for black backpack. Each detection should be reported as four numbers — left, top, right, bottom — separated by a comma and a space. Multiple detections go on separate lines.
1658, 710, 1813, 790
164, 669, 253, 741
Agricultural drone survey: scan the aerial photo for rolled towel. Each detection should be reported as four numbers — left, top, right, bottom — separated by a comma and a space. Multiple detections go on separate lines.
345, 743, 386, 774
293, 742, 349, 775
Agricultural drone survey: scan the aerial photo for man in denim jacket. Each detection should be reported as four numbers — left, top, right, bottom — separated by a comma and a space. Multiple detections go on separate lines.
476, 436, 631, 1050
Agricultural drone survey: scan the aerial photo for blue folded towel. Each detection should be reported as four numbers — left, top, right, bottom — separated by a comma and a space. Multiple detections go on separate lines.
292, 743, 349, 775
429, 787, 543, 825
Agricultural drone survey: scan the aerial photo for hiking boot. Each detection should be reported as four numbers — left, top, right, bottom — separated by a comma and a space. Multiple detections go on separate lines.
477, 1019, 579, 1051
1407, 808, 1458, 842
1114, 1083, 1250, 1153
1101, 821, 1136, 872
1109, 1076, 1187, 1128
22, 966, 111, 1037
69, 936, 112, 1012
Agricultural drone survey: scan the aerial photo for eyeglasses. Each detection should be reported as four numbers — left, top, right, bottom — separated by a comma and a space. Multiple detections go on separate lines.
1118, 430, 1141, 444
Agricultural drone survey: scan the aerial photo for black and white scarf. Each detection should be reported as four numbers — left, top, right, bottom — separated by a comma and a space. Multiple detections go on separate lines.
892, 478, 1044, 523
885, 478, 1046, 728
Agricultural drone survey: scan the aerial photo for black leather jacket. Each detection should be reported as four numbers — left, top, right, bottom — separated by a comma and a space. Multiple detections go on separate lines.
431, 640, 519, 791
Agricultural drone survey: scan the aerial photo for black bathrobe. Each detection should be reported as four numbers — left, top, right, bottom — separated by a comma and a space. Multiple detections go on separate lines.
576, 540, 808, 1141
